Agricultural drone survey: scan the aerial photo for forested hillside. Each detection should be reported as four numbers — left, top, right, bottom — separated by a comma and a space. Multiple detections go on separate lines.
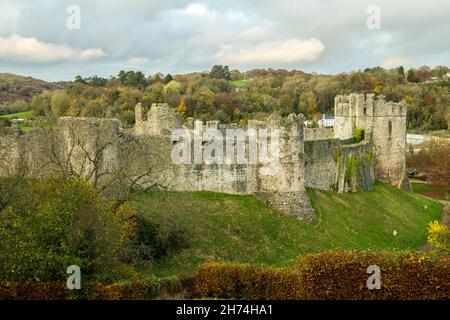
0, 73, 64, 115
1, 66, 449, 131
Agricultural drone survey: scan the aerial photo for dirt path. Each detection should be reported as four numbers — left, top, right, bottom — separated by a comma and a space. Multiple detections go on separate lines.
419, 200, 450, 252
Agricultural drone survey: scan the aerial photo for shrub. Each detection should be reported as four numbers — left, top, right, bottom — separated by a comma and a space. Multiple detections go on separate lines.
0, 276, 183, 300
0, 178, 137, 282
0, 117, 11, 128
427, 220, 450, 255
352, 127, 365, 143
92, 276, 182, 300
135, 215, 188, 261
195, 251, 450, 300
298, 250, 450, 300
195, 263, 304, 300
0, 281, 67, 300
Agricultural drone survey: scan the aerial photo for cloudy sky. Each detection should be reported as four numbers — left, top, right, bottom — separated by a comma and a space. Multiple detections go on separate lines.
0, 0, 449, 81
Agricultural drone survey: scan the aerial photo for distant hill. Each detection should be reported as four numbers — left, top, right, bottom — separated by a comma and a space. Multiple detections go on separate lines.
0, 73, 64, 105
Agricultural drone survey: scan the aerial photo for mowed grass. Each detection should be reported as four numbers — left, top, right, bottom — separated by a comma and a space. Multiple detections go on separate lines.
131, 182, 442, 276
0, 110, 37, 132
231, 79, 250, 87
0, 110, 35, 119
411, 181, 450, 201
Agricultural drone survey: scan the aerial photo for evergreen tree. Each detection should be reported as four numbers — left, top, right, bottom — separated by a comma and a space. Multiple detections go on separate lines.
407, 68, 415, 82
164, 74, 173, 84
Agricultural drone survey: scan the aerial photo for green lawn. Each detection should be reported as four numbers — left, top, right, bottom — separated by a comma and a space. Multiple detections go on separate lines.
0, 110, 35, 120
0, 110, 37, 132
131, 182, 442, 277
411, 181, 450, 200
231, 80, 250, 88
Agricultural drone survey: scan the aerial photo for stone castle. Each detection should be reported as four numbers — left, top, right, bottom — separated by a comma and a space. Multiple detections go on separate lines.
0, 93, 409, 221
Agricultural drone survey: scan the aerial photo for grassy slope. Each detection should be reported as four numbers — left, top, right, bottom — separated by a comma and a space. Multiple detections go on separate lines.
0, 110, 35, 119
131, 182, 442, 276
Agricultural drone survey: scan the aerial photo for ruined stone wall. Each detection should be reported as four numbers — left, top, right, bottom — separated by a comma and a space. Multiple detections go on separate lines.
304, 138, 373, 193
135, 103, 182, 135
334, 97, 354, 140
0, 128, 58, 178
131, 113, 314, 220
333, 93, 408, 190
304, 127, 334, 141
304, 139, 340, 191
0, 93, 408, 222
371, 99, 408, 188
251, 114, 314, 221
58, 117, 121, 185
0, 128, 21, 177
337, 141, 374, 193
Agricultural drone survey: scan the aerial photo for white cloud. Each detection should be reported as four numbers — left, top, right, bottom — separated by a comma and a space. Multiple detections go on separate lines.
80, 48, 108, 59
214, 38, 325, 65
382, 56, 411, 69
0, 34, 108, 63
181, 3, 212, 17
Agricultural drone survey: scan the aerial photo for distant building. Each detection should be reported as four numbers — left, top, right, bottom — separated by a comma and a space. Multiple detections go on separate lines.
304, 119, 313, 127
318, 114, 335, 128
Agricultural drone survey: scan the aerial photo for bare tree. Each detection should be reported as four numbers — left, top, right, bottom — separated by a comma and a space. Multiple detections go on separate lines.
37, 119, 172, 206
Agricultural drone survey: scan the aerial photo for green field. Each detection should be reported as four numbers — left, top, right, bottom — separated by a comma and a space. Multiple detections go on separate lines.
0, 110, 36, 132
231, 79, 250, 87
411, 181, 450, 200
0, 110, 35, 119
131, 182, 442, 276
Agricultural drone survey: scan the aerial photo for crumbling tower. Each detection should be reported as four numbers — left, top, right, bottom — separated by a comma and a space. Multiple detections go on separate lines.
135, 103, 182, 135
370, 96, 409, 189
333, 93, 409, 190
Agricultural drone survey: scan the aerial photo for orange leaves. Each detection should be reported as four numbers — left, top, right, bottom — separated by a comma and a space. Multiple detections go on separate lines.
195, 251, 450, 300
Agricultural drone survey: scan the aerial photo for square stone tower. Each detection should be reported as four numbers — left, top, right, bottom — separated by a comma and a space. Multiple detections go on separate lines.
334, 93, 409, 190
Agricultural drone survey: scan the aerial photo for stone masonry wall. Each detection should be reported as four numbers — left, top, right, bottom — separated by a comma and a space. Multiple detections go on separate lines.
304, 138, 373, 193
0, 93, 408, 222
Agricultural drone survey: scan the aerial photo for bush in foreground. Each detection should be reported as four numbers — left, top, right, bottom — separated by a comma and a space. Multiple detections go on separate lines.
0, 276, 182, 300
195, 251, 450, 300
0, 178, 137, 282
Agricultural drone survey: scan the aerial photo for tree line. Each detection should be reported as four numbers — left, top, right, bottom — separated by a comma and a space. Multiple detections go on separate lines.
23, 65, 450, 131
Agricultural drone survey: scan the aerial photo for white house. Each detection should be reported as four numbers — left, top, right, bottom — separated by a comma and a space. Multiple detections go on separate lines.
318, 114, 335, 128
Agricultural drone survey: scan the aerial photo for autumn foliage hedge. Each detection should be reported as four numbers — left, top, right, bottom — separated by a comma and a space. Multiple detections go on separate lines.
298, 251, 449, 299
0, 281, 68, 300
0, 276, 182, 300
1, 251, 448, 300
196, 263, 304, 299
92, 276, 182, 300
195, 251, 450, 300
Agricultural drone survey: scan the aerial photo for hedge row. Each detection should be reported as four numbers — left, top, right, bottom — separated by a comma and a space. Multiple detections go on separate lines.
196, 263, 303, 300
0, 281, 67, 300
92, 276, 182, 300
298, 251, 450, 300
196, 263, 304, 299
0, 276, 182, 300
195, 251, 450, 300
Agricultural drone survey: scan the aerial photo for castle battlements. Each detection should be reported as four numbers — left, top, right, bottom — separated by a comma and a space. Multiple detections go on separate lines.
135, 103, 182, 135
0, 93, 410, 222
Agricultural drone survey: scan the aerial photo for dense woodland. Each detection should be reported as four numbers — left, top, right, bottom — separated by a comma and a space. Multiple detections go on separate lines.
1, 65, 449, 132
